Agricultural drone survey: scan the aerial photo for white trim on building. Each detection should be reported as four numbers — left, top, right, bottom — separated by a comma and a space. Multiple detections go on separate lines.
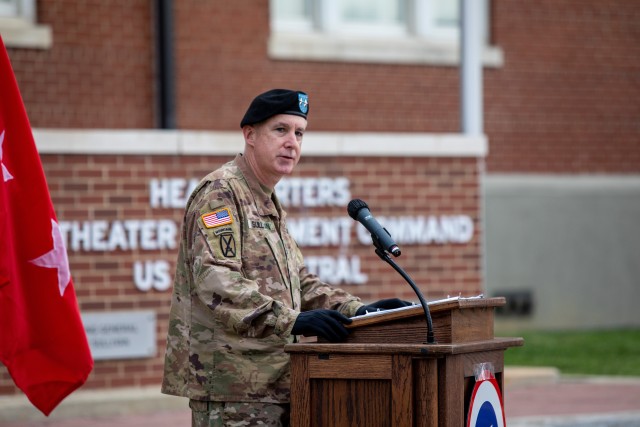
33, 129, 488, 157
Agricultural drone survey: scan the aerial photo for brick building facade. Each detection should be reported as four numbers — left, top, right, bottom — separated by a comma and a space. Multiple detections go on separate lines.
1, 0, 638, 395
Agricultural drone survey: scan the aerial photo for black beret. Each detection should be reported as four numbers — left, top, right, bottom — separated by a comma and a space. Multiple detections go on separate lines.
240, 89, 309, 128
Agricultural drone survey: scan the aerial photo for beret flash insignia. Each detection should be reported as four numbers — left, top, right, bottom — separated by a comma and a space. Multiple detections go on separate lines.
298, 93, 309, 114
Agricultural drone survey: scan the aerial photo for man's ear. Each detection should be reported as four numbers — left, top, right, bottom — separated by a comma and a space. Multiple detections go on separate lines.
243, 125, 257, 148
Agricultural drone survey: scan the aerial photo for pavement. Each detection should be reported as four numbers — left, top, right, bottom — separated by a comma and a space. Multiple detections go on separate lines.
504, 368, 640, 427
1, 367, 639, 426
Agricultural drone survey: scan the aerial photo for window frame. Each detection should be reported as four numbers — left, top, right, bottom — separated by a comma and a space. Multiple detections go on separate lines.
269, 0, 502, 67
0, 0, 52, 49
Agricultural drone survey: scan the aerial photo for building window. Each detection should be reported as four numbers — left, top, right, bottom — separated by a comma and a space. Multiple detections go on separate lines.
0, 0, 52, 49
269, 0, 502, 66
0, 0, 19, 17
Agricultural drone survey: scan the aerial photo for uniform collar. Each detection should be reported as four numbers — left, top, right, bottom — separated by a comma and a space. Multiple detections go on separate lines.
235, 154, 281, 218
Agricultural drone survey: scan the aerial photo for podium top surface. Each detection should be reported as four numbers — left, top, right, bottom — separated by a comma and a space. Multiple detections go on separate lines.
347, 295, 505, 329
285, 336, 524, 355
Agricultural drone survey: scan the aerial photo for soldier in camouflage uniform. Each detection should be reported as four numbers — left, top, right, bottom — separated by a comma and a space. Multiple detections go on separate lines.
161, 89, 411, 426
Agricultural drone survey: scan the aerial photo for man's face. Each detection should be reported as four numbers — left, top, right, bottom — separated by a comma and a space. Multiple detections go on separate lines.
246, 114, 307, 185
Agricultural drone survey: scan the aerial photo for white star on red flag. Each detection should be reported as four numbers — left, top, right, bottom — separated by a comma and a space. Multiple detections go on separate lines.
29, 219, 72, 297
1, 130, 14, 182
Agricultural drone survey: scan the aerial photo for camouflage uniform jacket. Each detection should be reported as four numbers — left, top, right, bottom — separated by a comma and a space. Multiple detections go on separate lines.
161, 154, 363, 403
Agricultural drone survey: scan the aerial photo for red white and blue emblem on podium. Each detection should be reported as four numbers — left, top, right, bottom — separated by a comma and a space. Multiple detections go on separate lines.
466, 378, 506, 427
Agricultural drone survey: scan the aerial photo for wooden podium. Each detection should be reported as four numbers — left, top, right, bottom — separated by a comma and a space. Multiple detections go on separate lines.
285, 297, 524, 427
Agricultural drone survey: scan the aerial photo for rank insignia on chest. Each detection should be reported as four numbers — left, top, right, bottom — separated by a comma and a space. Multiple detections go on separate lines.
202, 207, 233, 228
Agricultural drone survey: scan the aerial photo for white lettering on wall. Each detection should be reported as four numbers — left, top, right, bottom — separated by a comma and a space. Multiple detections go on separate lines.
149, 178, 199, 208
305, 256, 368, 285
133, 260, 172, 292
59, 220, 177, 252
276, 177, 350, 207
355, 215, 474, 245
60, 176, 474, 291
286, 217, 353, 246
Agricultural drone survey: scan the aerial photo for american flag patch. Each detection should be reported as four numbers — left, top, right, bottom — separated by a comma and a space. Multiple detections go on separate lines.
202, 208, 233, 228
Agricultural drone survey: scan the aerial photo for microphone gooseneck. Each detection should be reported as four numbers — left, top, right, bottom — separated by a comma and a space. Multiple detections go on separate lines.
347, 198, 436, 344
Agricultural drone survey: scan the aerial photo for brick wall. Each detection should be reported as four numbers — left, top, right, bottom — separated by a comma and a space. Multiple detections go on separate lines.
2, 0, 638, 396
5, 1, 638, 171
0, 153, 481, 394
172, 0, 461, 132
485, 0, 640, 172
8, 0, 156, 128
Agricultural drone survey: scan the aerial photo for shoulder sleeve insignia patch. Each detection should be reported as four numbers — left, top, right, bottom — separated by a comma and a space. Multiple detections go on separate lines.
201, 207, 233, 229
219, 234, 236, 258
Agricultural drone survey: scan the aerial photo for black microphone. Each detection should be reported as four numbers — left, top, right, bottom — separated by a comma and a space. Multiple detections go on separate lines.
347, 199, 401, 257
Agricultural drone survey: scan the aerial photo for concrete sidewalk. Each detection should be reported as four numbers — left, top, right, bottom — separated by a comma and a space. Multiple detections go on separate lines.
1, 368, 639, 426
505, 368, 640, 426
0, 387, 190, 427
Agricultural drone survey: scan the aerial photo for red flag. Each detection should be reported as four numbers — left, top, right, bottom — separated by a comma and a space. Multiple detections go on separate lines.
0, 36, 93, 415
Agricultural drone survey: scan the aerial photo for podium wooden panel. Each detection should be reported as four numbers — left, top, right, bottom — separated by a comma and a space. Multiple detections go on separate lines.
285, 297, 524, 427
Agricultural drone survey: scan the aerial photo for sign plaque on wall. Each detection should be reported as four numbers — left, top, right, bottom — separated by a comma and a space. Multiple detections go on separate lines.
82, 310, 157, 360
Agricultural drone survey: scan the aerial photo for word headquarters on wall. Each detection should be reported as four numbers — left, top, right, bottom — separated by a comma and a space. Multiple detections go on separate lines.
58, 177, 474, 292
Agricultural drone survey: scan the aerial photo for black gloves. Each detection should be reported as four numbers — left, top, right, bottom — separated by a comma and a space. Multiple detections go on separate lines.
356, 298, 413, 316
291, 301, 413, 342
291, 309, 353, 342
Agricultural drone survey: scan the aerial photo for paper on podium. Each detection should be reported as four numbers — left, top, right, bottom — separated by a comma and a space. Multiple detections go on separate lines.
348, 294, 493, 329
